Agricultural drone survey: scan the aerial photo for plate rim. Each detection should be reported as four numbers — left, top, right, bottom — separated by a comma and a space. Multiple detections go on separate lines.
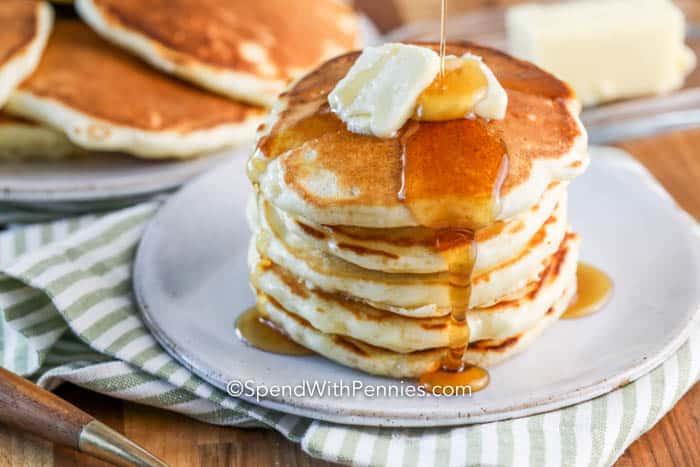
0, 151, 230, 203
133, 145, 700, 427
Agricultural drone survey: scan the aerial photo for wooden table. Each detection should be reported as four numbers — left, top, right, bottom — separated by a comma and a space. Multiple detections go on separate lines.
1, 1, 699, 466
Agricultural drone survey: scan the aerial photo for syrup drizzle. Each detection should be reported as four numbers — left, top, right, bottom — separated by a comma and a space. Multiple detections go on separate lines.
402, 120, 507, 394
562, 263, 613, 319
236, 307, 313, 356
439, 0, 447, 79
414, 58, 489, 122
406, 0, 507, 393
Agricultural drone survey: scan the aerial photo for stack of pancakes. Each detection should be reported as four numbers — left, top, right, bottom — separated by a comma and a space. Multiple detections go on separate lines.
0, 0, 361, 160
247, 44, 589, 378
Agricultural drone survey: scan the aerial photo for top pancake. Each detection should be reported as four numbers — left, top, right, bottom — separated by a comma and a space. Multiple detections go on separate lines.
76, 0, 361, 106
0, 0, 52, 106
6, 20, 265, 159
249, 43, 589, 229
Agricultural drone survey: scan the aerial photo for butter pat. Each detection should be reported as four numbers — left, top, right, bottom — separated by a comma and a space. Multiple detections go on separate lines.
328, 43, 440, 138
507, 0, 696, 107
329, 44, 508, 138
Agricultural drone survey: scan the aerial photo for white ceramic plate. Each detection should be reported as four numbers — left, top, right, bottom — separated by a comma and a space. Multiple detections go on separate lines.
133, 146, 700, 427
0, 148, 243, 204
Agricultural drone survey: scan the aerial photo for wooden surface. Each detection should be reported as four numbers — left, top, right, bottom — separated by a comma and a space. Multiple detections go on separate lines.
1, 1, 699, 466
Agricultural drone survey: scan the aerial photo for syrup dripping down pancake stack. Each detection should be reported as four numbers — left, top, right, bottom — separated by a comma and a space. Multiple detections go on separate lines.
246, 43, 589, 384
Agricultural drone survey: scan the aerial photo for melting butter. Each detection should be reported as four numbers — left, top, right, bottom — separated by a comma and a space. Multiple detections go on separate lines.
328, 44, 508, 138
415, 54, 508, 121
328, 43, 440, 138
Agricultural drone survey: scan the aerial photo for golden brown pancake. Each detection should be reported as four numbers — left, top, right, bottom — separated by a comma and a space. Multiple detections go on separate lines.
76, 0, 361, 105
249, 43, 588, 228
0, 1, 41, 67
7, 20, 266, 158
19, 20, 262, 132
0, 0, 52, 107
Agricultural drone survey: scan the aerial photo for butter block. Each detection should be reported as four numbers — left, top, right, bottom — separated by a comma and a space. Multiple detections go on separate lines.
506, 0, 696, 106
328, 43, 440, 138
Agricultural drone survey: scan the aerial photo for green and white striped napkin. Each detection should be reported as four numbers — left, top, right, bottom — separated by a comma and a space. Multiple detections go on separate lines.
0, 203, 698, 467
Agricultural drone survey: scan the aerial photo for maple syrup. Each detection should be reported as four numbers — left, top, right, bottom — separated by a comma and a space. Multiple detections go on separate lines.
403, 123, 505, 393
258, 106, 343, 159
419, 364, 489, 393
439, 0, 447, 78
235, 307, 314, 356
414, 59, 488, 122
400, 119, 509, 230
435, 229, 475, 373
412, 0, 490, 123
562, 263, 613, 319
407, 0, 502, 394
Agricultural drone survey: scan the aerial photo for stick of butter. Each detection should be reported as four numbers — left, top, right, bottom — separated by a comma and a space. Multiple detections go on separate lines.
506, 0, 696, 107
328, 43, 440, 138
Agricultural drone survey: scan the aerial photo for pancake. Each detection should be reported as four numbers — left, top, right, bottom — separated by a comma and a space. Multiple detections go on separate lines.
243, 42, 591, 382
248, 43, 588, 229
6, 20, 266, 159
255, 233, 579, 378
0, 112, 80, 160
0, 0, 53, 107
252, 231, 579, 353
279, 182, 567, 274
75, 0, 361, 106
250, 193, 569, 314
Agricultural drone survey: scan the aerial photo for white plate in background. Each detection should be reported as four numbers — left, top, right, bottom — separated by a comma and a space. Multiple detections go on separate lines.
0, 15, 381, 209
0, 149, 238, 204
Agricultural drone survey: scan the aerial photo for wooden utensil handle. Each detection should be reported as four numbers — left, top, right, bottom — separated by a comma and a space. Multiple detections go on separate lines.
0, 366, 93, 448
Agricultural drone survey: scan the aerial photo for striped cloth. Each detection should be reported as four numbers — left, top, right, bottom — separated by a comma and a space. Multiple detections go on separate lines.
0, 203, 698, 467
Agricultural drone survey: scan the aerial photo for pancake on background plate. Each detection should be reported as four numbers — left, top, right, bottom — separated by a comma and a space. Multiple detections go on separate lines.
75, 0, 361, 106
6, 20, 266, 159
0, 0, 53, 107
245, 43, 589, 379
0, 112, 80, 160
